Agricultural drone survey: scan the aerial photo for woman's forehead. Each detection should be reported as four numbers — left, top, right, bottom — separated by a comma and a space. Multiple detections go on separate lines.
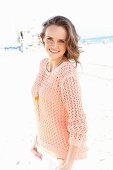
45, 25, 67, 39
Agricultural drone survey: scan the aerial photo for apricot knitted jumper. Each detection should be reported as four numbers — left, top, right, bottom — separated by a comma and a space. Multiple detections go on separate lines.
32, 58, 87, 160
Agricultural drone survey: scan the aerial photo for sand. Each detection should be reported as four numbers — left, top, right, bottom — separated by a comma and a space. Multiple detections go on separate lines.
0, 43, 113, 170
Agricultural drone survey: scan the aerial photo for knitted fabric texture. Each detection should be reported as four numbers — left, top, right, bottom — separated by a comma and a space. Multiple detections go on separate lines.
32, 58, 87, 160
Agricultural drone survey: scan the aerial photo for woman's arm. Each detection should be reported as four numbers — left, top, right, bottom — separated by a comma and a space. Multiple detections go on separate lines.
31, 58, 46, 100
65, 144, 79, 167
59, 71, 87, 169
31, 135, 43, 160
56, 145, 79, 170
31, 59, 46, 160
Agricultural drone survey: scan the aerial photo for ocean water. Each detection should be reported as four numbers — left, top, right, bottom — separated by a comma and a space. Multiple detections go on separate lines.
1, 34, 113, 51
80, 35, 113, 44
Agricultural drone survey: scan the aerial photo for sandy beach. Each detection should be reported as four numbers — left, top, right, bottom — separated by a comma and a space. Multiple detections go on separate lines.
0, 43, 113, 170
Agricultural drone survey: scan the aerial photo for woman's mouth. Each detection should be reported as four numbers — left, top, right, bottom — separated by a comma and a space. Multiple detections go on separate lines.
49, 49, 59, 53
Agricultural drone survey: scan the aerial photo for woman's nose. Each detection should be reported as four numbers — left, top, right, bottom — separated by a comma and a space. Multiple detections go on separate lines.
51, 41, 59, 48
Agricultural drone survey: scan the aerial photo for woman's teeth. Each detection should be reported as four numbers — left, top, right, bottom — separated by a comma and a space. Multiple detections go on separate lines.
49, 49, 59, 53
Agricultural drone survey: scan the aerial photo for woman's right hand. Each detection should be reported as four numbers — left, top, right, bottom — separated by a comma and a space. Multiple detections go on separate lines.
31, 136, 43, 160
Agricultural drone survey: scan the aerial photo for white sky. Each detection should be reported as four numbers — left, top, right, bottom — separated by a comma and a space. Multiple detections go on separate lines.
0, 0, 113, 42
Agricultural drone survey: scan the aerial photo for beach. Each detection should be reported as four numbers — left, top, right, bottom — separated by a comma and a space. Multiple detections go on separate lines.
0, 43, 113, 170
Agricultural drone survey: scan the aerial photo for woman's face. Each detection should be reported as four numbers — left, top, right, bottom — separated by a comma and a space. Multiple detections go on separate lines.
43, 25, 67, 60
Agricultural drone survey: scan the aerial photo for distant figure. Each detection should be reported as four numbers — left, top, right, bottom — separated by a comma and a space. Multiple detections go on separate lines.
20, 31, 24, 39
31, 16, 88, 170
18, 31, 24, 52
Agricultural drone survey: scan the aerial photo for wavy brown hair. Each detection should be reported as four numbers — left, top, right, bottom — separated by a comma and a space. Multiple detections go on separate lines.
40, 16, 81, 66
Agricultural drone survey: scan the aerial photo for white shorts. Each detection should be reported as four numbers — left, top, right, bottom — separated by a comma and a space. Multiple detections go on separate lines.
39, 149, 93, 170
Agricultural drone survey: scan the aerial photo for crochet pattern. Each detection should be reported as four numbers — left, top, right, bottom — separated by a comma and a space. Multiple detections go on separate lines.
32, 58, 87, 160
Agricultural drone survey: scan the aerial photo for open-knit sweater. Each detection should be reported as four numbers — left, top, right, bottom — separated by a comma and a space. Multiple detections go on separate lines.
32, 58, 87, 160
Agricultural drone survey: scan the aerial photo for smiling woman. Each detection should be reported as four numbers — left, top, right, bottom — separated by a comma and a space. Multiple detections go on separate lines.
40, 16, 80, 64
31, 16, 88, 170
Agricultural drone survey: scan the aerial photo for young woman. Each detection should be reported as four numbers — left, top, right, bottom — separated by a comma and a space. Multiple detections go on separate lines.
31, 15, 88, 170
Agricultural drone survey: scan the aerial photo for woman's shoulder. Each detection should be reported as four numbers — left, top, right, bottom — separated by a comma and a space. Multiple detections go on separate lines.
59, 61, 81, 87
39, 58, 48, 68
58, 60, 77, 81
60, 60, 77, 74
40, 58, 48, 65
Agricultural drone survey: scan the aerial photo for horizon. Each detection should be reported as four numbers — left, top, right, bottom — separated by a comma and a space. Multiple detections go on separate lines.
0, 0, 113, 43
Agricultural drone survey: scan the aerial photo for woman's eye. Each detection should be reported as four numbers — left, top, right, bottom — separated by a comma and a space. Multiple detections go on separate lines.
59, 40, 65, 43
47, 37, 52, 41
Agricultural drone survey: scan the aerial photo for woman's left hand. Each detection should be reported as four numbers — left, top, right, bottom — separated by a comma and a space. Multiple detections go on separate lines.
55, 163, 72, 170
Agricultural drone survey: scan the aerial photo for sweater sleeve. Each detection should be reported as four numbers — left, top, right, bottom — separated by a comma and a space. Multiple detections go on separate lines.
31, 59, 46, 98
61, 71, 87, 147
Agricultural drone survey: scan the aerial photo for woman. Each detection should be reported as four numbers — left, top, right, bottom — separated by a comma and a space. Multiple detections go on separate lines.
31, 16, 88, 170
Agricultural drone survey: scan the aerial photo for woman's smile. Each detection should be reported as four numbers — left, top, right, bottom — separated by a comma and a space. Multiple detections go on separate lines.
49, 48, 60, 54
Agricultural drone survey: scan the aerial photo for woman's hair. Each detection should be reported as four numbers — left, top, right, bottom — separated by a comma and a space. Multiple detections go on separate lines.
40, 16, 81, 66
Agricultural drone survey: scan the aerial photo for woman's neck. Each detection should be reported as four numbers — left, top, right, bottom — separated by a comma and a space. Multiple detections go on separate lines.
47, 56, 67, 72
